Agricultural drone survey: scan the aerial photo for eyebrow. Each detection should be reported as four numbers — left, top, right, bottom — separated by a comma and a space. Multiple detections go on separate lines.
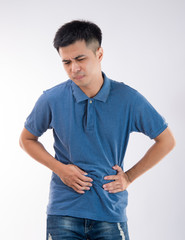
62, 55, 86, 63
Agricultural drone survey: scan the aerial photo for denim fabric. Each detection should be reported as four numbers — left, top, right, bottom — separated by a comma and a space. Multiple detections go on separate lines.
46, 215, 130, 240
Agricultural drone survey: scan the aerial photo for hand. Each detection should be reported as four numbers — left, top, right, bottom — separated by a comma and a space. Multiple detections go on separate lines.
59, 164, 93, 194
103, 165, 131, 193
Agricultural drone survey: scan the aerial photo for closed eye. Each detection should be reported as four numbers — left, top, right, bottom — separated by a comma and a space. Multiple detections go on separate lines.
63, 61, 71, 65
62, 57, 86, 65
77, 58, 85, 61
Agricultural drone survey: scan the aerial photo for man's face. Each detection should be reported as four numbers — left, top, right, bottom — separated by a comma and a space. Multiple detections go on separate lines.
58, 40, 103, 89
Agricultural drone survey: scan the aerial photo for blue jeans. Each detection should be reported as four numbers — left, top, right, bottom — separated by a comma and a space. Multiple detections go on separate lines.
47, 215, 130, 240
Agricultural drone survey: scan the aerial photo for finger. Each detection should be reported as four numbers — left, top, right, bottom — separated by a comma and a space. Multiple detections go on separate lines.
73, 183, 90, 192
76, 178, 93, 187
103, 181, 120, 190
108, 188, 123, 193
72, 183, 85, 194
76, 189, 85, 194
73, 166, 93, 182
78, 173, 93, 183
104, 175, 119, 180
113, 165, 123, 172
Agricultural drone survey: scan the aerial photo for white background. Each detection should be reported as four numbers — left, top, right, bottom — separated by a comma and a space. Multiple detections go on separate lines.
0, 0, 185, 239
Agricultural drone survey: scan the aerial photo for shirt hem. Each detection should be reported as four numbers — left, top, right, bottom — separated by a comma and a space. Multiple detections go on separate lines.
150, 123, 168, 139
24, 124, 42, 137
46, 209, 128, 223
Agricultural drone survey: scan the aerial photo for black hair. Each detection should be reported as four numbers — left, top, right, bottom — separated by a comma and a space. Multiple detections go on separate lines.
53, 20, 102, 52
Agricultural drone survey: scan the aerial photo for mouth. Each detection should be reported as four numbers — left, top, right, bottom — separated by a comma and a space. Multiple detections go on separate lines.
74, 75, 85, 80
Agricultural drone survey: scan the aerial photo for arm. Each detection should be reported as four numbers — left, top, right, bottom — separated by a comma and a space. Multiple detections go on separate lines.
19, 127, 93, 194
125, 126, 175, 183
103, 127, 176, 193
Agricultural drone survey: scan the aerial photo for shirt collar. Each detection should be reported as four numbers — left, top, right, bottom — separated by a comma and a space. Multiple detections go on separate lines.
71, 72, 111, 103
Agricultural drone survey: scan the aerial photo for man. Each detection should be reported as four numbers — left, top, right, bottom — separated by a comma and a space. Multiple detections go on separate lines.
19, 20, 175, 240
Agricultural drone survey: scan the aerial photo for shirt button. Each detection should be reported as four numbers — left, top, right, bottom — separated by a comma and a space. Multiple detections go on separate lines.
89, 100, 92, 104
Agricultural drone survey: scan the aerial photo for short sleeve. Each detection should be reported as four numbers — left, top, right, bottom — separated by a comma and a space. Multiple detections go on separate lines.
24, 92, 52, 137
131, 92, 168, 139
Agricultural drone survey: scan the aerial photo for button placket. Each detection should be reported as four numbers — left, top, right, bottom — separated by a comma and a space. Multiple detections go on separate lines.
86, 99, 94, 130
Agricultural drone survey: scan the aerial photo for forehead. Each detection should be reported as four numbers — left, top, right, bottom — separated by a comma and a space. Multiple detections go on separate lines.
59, 40, 92, 59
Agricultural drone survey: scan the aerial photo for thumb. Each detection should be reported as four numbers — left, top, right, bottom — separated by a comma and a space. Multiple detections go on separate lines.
112, 165, 123, 172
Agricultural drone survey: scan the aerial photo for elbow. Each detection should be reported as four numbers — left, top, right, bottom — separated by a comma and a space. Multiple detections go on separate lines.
164, 133, 176, 153
169, 134, 176, 151
19, 133, 27, 150
19, 128, 38, 150
155, 127, 176, 153
19, 136, 24, 149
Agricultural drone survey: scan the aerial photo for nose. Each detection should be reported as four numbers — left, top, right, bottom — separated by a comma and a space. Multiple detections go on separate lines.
71, 61, 80, 73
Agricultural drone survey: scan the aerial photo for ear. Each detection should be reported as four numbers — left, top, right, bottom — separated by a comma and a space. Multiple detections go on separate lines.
96, 47, 103, 62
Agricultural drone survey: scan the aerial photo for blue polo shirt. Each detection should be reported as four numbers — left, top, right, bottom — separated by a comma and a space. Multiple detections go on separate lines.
24, 72, 168, 222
